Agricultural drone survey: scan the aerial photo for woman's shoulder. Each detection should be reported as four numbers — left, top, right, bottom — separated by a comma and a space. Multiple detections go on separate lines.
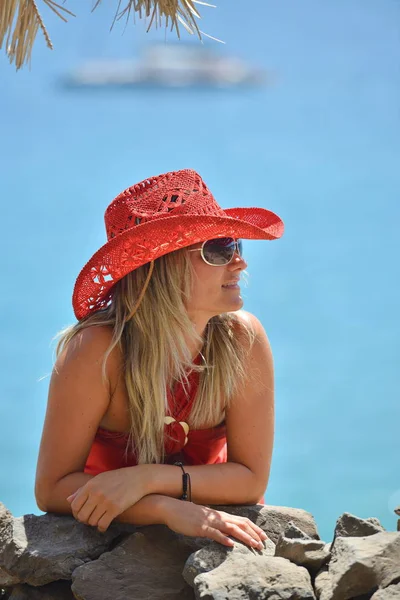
229, 309, 264, 337
55, 324, 121, 380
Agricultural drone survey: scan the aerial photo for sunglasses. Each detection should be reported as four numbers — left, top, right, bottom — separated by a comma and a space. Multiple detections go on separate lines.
188, 237, 243, 266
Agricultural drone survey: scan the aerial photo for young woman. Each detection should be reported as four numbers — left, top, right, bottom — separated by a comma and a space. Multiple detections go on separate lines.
35, 169, 284, 551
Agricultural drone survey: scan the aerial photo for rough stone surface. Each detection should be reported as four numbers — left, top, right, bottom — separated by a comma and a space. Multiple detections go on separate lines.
2, 499, 399, 600
72, 525, 199, 600
314, 565, 332, 599
188, 551, 315, 599
210, 503, 320, 544
371, 583, 400, 599
8, 581, 74, 599
275, 520, 331, 573
0, 509, 134, 587
183, 536, 275, 588
0, 568, 19, 588
320, 532, 400, 600
0, 505, 16, 588
333, 512, 385, 543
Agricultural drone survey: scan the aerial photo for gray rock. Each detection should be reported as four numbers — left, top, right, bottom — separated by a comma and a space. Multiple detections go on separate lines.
314, 565, 332, 599
320, 532, 400, 600
72, 525, 198, 600
187, 549, 315, 599
332, 512, 385, 549
0, 505, 16, 587
275, 521, 330, 574
183, 536, 275, 588
0, 567, 19, 588
8, 581, 74, 599
209, 504, 320, 544
282, 522, 313, 539
371, 583, 400, 599
0, 505, 134, 587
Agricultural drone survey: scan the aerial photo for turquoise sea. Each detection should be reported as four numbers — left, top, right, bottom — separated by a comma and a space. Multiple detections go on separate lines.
1, 0, 399, 542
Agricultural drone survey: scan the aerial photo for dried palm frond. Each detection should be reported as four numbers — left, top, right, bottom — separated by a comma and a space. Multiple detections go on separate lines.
1, 0, 216, 71
0, 0, 75, 70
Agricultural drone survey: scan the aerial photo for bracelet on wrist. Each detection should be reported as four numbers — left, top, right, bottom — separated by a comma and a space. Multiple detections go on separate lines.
174, 461, 192, 502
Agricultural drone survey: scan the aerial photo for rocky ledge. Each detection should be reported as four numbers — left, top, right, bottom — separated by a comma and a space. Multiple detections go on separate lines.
0, 501, 399, 599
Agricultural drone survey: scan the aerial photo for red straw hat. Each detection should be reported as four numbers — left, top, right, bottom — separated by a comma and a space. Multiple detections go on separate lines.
72, 169, 284, 320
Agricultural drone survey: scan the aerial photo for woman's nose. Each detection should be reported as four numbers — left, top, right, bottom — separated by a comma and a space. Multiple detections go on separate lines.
229, 252, 247, 270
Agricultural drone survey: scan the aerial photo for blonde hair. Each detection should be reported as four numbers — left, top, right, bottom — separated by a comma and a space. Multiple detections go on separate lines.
54, 247, 256, 464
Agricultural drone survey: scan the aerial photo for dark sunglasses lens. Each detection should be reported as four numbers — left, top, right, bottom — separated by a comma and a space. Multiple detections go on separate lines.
203, 238, 237, 265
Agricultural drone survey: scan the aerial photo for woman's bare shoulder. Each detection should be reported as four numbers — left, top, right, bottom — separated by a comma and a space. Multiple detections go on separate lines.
55, 324, 121, 380
229, 309, 265, 337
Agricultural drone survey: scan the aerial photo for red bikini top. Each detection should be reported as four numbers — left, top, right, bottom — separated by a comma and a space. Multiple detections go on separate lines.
84, 353, 227, 475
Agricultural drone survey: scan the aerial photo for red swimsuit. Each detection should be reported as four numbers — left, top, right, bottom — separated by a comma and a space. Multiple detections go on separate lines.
84, 353, 264, 504
84, 353, 226, 472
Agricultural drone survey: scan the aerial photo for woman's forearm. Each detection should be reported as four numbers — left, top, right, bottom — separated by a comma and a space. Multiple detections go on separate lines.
36, 472, 94, 514
117, 494, 175, 526
36, 471, 174, 527
143, 462, 265, 505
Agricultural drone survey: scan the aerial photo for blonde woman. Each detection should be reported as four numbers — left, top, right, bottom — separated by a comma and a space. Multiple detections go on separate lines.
35, 169, 284, 551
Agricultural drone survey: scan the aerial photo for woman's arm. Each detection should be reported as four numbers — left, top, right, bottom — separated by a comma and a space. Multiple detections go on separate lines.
35, 325, 118, 512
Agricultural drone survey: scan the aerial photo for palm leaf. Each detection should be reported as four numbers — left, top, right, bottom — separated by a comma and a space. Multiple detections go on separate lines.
1, 0, 215, 70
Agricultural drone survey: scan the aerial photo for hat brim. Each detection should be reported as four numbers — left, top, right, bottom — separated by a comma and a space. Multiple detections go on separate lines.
73, 207, 284, 320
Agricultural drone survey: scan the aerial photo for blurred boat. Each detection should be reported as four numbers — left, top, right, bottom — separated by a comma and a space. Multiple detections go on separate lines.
61, 43, 266, 89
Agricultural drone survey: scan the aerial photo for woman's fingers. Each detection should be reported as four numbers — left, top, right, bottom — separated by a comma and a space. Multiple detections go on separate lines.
231, 516, 267, 543
96, 512, 114, 533
206, 511, 268, 549
71, 494, 98, 524
202, 525, 235, 547
219, 513, 267, 544
87, 505, 108, 528
222, 522, 264, 550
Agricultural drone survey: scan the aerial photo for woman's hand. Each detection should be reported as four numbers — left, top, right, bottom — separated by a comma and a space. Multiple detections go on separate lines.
67, 466, 148, 532
161, 497, 268, 550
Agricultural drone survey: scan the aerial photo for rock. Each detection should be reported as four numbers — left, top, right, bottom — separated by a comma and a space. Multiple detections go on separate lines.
8, 581, 74, 599
184, 541, 315, 600
209, 503, 320, 544
0, 505, 134, 587
0, 568, 19, 588
314, 565, 333, 599
320, 532, 400, 600
371, 583, 400, 599
274, 521, 331, 574
183, 536, 275, 588
0, 505, 16, 588
331, 512, 385, 550
71, 525, 198, 600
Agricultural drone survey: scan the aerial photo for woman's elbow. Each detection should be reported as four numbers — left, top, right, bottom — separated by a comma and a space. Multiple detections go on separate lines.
35, 480, 51, 513
248, 474, 268, 505
35, 478, 64, 514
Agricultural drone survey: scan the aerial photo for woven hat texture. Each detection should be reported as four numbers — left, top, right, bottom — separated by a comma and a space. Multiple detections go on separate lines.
72, 168, 284, 320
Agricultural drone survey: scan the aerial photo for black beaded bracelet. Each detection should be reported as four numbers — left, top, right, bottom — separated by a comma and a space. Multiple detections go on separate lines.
174, 461, 192, 502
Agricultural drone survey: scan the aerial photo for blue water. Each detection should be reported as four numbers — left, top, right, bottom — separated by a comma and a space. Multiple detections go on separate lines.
1, 0, 399, 543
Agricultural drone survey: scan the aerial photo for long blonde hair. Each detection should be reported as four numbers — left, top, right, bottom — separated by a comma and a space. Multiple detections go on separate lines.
55, 247, 256, 464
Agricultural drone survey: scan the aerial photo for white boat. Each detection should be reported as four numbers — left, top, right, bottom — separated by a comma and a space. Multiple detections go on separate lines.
61, 43, 266, 89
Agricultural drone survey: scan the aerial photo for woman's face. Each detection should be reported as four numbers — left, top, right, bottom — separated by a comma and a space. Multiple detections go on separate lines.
186, 240, 248, 324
